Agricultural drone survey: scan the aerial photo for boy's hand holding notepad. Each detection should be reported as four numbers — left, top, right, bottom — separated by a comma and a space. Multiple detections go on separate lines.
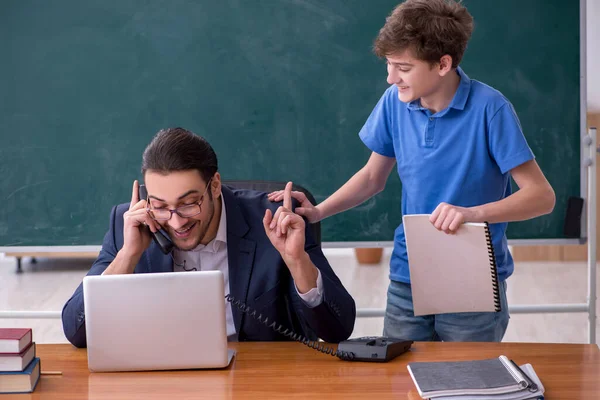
403, 214, 501, 316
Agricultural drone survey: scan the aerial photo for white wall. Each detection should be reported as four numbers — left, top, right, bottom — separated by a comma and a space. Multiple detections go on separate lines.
588, 0, 600, 112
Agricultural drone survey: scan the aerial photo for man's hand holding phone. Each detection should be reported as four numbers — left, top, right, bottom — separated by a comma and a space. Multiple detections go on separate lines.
103, 180, 161, 275
122, 180, 161, 258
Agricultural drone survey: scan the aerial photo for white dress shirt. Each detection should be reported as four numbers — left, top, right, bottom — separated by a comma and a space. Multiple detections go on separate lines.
173, 193, 324, 340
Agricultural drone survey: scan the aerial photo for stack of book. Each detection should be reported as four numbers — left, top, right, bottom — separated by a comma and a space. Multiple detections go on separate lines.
0, 328, 40, 394
407, 355, 545, 400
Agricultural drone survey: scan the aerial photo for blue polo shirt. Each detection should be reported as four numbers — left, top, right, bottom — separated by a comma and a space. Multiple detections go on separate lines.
359, 67, 534, 284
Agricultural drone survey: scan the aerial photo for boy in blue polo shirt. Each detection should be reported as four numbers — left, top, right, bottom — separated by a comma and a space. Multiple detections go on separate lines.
269, 0, 555, 341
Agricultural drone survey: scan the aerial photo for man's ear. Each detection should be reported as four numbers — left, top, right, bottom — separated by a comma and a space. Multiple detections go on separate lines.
211, 172, 222, 198
438, 54, 454, 76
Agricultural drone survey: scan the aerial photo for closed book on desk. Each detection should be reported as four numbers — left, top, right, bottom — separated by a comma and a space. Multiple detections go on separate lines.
407, 355, 533, 398
0, 357, 41, 394
403, 214, 500, 316
0, 342, 36, 372
0, 328, 32, 353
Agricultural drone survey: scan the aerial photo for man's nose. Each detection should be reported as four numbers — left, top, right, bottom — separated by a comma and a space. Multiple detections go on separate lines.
167, 213, 189, 230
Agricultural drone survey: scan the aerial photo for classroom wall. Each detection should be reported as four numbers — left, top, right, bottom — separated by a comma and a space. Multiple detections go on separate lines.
512, 111, 600, 261
588, 0, 600, 112
512, 1, 599, 261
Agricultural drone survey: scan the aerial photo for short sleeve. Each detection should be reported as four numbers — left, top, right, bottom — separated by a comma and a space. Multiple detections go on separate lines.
359, 87, 396, 158
488, 102, 535, 174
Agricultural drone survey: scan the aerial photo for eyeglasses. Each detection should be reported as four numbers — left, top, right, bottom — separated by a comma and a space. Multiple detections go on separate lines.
146, 178, 213, 221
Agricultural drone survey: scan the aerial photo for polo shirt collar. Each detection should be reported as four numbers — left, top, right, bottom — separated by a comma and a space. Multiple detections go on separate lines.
406, 66, 471, 112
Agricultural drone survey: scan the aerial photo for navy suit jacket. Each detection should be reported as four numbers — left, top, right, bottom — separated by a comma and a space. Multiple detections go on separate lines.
62, 185, 356, 347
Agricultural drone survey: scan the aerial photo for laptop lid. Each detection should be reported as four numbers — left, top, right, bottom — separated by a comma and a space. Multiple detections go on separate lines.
83, 270, 232, 372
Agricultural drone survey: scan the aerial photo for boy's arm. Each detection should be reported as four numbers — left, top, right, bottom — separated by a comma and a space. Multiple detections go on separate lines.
431, 99, 555, 233
430, 159, 555, 232
269, 87, 398, 222
316, 152, 397, 220
470, 159, 555, 222
268, 152, 396, 222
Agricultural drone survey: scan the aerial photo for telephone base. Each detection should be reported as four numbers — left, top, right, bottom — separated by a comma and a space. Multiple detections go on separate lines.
337, 336, 413, 362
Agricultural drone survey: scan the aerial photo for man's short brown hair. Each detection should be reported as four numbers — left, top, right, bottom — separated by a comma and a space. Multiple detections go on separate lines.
374, 0, 474, 68
142, 127, 218, 184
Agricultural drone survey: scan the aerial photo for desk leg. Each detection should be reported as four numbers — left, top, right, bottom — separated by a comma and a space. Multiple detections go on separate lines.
16, 257, 22, 274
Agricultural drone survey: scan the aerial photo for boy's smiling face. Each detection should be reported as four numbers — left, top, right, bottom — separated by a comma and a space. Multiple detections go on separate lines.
385, 48, 449, 105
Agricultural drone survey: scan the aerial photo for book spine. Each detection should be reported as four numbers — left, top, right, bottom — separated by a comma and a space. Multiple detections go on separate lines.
484, 222, 501, 312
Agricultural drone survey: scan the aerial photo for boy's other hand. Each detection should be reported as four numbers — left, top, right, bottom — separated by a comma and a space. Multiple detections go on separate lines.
267, 187, 321, 223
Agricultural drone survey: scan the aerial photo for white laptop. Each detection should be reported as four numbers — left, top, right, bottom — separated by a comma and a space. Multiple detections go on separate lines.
83, 270, 235, 372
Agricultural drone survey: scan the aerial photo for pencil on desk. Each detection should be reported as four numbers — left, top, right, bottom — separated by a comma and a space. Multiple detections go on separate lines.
41, 371, 63, 375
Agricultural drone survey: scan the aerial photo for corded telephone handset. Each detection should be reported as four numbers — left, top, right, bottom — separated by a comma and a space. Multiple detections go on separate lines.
138, 184, 174, 255
138, 184, 412, 362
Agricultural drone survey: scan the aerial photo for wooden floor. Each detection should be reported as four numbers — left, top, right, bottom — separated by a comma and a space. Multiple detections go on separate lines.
0, 249, 598, 344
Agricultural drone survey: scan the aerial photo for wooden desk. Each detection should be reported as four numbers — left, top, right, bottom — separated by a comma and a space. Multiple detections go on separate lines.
15, 342, 600, 399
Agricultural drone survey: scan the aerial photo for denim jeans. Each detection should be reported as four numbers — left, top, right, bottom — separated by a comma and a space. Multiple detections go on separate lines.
383, 279, 509, 342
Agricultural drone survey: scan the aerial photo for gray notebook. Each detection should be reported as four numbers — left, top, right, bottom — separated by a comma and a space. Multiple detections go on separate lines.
407, 355, 530, 398
433, 364, 545, 400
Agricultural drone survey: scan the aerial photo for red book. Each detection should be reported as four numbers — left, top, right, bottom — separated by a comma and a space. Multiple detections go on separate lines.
0, 329, 32, 354
0, 342, 36, 372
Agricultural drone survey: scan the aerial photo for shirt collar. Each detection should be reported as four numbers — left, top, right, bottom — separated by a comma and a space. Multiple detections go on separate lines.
448, 66, 471, 110
214, 193, 227, 245
406, 66, 471, 112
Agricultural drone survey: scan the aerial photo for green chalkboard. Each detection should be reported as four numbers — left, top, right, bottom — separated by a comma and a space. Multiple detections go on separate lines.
0, 0, 580, 246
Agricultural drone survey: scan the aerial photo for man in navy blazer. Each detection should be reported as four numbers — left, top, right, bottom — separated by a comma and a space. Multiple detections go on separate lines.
62, 128, 356, 347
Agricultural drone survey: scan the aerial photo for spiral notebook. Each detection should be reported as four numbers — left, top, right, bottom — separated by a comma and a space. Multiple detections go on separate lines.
407, 356, 543, 399
403, 214, 501, 316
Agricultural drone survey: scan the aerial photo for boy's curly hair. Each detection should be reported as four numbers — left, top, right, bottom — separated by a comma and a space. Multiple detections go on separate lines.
374, 0, 474, 68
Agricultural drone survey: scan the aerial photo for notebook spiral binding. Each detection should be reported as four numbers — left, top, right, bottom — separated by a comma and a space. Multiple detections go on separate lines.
484, 222, 502, 312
